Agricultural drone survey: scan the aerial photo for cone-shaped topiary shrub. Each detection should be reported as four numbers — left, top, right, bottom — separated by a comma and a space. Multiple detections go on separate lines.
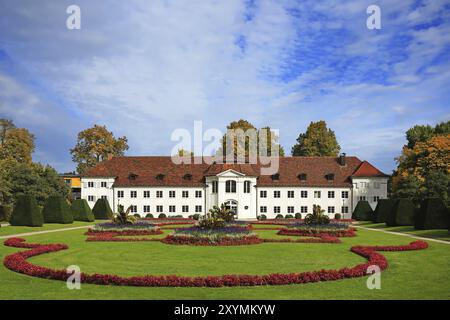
352, 201, 373, 221
92, 198, 113, 220
0, 205, 13, 222
10, 195, 44, 227
386, 199, 415, 226
42, 195, 73, 224
373, 199, 395, 223
415, 198, 449, 230
71, 199, 95, 222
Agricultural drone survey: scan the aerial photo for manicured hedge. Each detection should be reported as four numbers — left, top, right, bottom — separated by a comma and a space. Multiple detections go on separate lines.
386, 199, 415, 226
352, 201, 373, 221
373, 199, 395, 223
0, 205, 13, 222
415, 198, 449, 230
42, 196, 73, 224
10, 195, 44, 227
295, 213, 302, 219
92, 198, 113, 220
71, 199, 95, 222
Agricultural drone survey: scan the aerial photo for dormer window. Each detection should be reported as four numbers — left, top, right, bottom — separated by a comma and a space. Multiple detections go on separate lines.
298, 173, 307, 181
183, 174, 192, 181
326, 173, 335, 181
156, 174, 165, 181
271, 173, 280, 181
128, 173, 138, 180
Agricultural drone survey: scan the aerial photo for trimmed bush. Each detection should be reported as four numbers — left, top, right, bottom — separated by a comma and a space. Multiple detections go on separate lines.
42, 196, 73, 224
373, 199, 394, 223
285, 214, 294, 219
386, 199, 415, 226
352, 201, 373, 221
10, 195, 44, 227
134, 214, 141, 218
0, 205, 13, 222
158, 213, 167, 219
334, 213, 341, 220
145, 213, 154, 218
275, 214, 284, 219
71, 199, 95, 222
415, 198, 449, 230
92, 198, 113, 220
258, 214, 267, 220
295, 213, 302, 219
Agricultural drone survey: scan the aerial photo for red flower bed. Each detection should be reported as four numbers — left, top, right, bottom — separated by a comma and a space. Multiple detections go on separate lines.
85, 229, 163, 242
263, 236, 341, 244
277, 228, 356, 237
161, 234, 263, 246
3, 237, 428, 287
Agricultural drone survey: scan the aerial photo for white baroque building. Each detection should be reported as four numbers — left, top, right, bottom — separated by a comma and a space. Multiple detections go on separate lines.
81, 155, 388, 219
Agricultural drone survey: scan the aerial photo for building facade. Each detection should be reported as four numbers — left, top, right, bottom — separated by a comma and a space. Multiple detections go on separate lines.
60, 173, 82, 200
81, 155, 388, 219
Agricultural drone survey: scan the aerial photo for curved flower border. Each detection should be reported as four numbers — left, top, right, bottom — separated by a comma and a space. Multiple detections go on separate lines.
161, 234, 263, 246
85, 229, 163, 242
3, 237, 428, 287
277, 228, 357, 238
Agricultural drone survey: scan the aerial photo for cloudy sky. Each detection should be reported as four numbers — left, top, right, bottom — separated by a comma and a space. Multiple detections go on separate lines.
0, 0, 449, 173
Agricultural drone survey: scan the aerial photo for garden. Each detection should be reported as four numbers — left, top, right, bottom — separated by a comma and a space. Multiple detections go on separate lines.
0, 197, 449, 299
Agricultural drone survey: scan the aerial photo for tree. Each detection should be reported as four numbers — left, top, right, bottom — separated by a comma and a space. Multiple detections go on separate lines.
70, 125, 129, 174
0, 118, 35, 164
216, 119, 285, 158
422, 170, 450, 206
0, 119, 15, 147
291, 121, 340, 156
405, 124, 435, 149
177, 149, 193, 157
392, 173, 422, 205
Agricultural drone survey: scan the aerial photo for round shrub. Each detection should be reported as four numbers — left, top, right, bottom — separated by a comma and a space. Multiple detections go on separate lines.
92, 198, 113, 220
415, 198, 449, 230
275, 214, 284, 219
386, 199, 415, 226
374, 199, 394, 223
133, 214, 141, 218
158, 213, 167, 219
145, 213, 154, 218
352, 201, 373, 221
70, 199, 94, 222
0, 205, 13, 222
42, 196, 73, 224
334, 213, 342, 220
10, 195, 43, 227
258, 214, 267, 220
285, 214, 294, 219
295, 213, 302, 219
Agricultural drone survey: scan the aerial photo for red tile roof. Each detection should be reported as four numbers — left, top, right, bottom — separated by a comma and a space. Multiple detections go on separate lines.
82, 156, 388, 187
352, 161, 389, 178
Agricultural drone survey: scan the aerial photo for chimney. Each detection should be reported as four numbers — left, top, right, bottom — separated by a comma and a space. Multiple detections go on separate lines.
339, 153, 346, 166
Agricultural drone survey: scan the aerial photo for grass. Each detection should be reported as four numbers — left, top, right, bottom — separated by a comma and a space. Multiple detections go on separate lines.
357, 221, 450, 242
0, 221, 99, 237
0, 223, 449, 299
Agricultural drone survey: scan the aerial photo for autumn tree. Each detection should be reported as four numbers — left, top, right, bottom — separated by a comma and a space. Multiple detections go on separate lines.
177, 149, 194, 157
70, 125, 129, 174
291, 121, 340, 156
0, 119, 35, 163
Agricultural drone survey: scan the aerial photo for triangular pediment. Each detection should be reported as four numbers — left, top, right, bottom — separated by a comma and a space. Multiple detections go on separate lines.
216, 169, 246, 177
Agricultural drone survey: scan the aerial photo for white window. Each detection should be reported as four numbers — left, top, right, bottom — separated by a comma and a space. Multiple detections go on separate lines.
156, 191, 163, 198
195, 190, 202, 198
301, 206, 308, 214
274, 206, 281, 214
169, 190, 175, 198
88, 195, 95, 202
244, 181, 251, 193
182, 190, 189, 198
342, 191, 349, 198
130, 205, 137, 213
328, 206, 335, 214
225, 180, 236, 193
301, 190, 308, 198
260, 190, 267, 198
342, 206, 349, 214
374, 182, 380, 189
287, 190, 294, 198
169, 205, 176, 213
287, 206, 294, 214
182, 205, 189, 213
195, 205, 202, 213
354, 183, 359, 189
373, 196, 380, 202
101, 181, 107, 188
314, 191, 321, 198
359, 196, 366, 201
143, 205, 150, 213
101, 195, 107, 200
328, 191, 335, 198
212, 181, 218, 193
88, 182, 94, 188
130, 190, 137, 198
117, 190, 124, 198
260, 206, 267, 213
156, 205, 163, 213
360, 182, 368, 188
274, 190, 281, 198
143, 191, 150, 198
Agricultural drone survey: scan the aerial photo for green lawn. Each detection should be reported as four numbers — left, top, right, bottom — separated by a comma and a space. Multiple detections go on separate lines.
357, 221, 450, 242
0, 224, 449, 299
0, 221, 99, 237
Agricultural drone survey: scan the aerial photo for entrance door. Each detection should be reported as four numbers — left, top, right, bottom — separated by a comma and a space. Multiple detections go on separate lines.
224, 200, 238, 219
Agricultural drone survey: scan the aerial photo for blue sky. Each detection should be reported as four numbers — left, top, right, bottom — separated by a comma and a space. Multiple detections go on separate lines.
0, 0, 449, 173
